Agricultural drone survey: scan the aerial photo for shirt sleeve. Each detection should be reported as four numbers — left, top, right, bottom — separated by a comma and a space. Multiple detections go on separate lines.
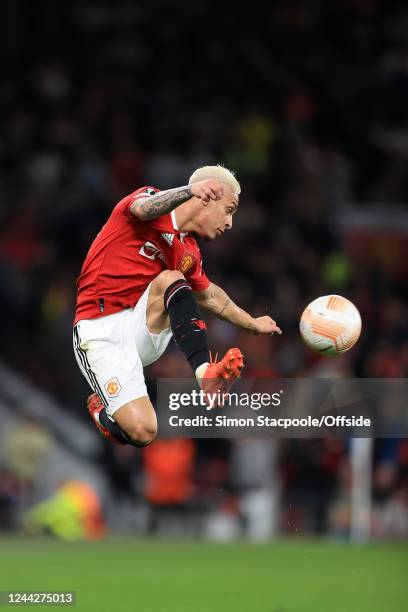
127, 186, 159, 211
115, 186, 160, 221
185, 254, 210, 292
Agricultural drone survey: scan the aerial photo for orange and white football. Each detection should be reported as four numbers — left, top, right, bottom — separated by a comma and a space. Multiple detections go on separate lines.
300, 295, 362, 355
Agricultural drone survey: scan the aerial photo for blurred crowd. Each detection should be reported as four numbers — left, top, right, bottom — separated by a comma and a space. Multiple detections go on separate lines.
0, 0, 407, 538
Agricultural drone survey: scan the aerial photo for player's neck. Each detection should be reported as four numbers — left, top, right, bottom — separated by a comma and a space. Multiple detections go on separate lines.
174, 199, 200, 234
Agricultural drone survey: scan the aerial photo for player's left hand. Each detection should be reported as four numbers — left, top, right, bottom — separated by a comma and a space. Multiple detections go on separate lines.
249, 316, 282, 336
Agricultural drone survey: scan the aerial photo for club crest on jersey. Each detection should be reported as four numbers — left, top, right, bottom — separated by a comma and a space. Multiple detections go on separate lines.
162, 233, 174, 246
179, 252, 195, 273
104, 377, 121, 398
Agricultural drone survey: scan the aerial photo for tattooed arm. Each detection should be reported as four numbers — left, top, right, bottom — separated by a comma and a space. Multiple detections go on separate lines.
194, 282, 282, 335
130, 179, 225, 221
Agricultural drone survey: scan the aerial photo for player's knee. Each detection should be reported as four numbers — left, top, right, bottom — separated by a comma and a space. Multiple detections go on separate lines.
125, 414, 157, 447
153, 269, 185, 294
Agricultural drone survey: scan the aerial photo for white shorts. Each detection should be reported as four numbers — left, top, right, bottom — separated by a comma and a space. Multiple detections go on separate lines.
73, 284, 172, 417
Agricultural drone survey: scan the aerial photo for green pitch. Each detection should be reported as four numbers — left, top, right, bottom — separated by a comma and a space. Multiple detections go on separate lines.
0, 537, 407, 611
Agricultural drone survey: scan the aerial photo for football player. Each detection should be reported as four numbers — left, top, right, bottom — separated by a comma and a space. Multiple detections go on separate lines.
73, 165, 281, 446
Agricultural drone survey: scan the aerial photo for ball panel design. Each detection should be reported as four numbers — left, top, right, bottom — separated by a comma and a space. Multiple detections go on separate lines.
299, 295, 361, 355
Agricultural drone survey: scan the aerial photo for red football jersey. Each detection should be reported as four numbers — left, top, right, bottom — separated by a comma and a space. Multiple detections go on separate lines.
74, 186, 210, 324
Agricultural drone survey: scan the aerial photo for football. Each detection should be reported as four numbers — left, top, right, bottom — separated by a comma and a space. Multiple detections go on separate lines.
299, 295, 362, 355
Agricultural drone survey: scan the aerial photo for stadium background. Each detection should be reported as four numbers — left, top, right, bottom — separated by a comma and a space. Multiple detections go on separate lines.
0, 0, 407, 610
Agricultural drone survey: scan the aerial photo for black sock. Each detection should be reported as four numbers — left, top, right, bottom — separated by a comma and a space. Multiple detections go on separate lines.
164, 279, 210, 373
98, 408, 130, 445
99, 409, 153, 448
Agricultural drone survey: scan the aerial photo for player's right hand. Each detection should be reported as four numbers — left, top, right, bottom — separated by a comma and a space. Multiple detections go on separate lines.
249, 316, 282, 336
190, 179, 224, 204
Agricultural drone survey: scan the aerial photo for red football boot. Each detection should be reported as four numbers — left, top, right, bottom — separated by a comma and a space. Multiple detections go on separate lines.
87, 393, 122, 445
201, 348, 244, 408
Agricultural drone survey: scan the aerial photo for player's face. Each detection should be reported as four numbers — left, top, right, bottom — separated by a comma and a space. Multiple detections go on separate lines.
197, 187, 239, 241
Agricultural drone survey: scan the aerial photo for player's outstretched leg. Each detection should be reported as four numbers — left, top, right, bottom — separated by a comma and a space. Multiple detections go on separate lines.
155, 270, 244, 406
152, 270, 211, 373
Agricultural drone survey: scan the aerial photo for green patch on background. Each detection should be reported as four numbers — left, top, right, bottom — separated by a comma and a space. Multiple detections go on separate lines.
0, 537, 406, 612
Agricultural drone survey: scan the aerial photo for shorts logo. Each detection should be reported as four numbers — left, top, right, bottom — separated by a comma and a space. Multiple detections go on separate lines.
105, 377, 121, 398
179, 252, 195, 273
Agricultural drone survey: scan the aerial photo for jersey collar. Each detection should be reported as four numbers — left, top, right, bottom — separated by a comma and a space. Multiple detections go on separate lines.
171, 209, 189, 242
171, 210, 178, 230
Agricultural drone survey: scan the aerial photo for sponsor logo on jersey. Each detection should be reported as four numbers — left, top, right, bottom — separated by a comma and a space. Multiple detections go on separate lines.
104, 377, 121, 398
179, 252, 195, 273
139, 241, 166, 262
162, 232, 174, 246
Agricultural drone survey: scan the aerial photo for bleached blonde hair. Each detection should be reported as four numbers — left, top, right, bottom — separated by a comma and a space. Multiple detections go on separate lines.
189, 164, 241, 196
